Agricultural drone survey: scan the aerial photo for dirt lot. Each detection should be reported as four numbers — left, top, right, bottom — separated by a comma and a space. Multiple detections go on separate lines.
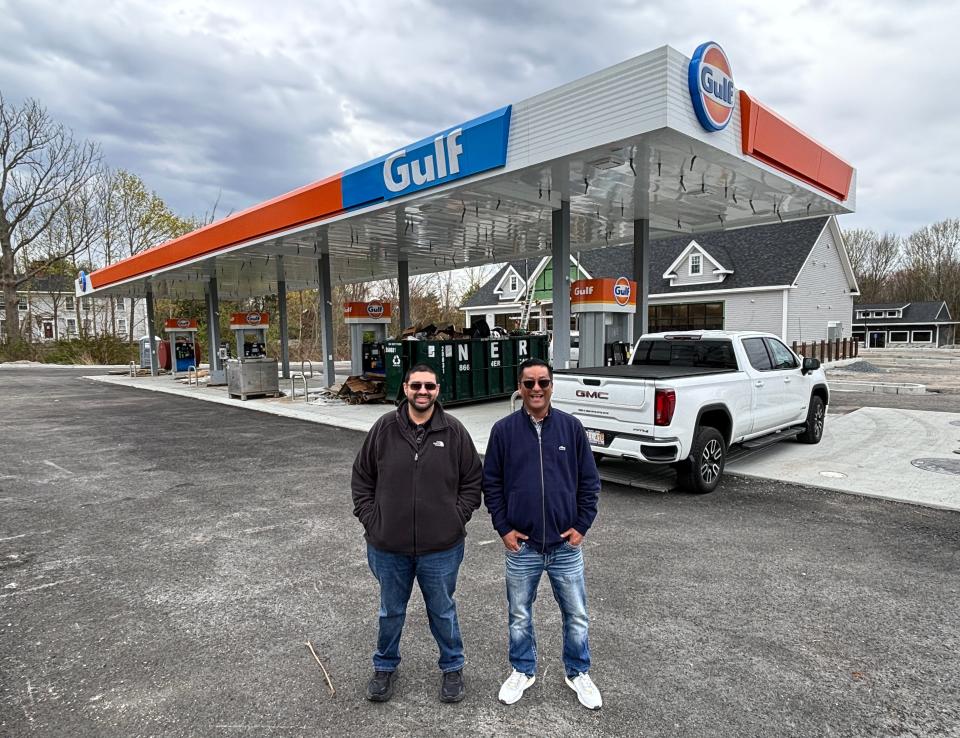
825, 348, 960, 413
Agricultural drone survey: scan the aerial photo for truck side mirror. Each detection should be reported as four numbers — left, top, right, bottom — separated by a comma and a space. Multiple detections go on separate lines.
801, 357, 820, 375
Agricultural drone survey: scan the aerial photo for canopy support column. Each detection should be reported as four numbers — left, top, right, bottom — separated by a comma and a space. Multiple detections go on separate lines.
276, 255, 289, 379
633, 217, 650, 341
552, 200, 571, 369
398, 259, 410, 331
317, 253, 335, 387
145, 284, 158, 377
205, 270, 221, 374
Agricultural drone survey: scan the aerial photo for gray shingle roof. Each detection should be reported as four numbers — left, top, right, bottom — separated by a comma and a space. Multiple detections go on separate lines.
852, 301, 954, 324
462, 217, 830, 308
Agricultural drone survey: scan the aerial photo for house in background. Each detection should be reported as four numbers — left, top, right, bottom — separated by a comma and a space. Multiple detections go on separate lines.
852, 302, 957, 348
461, 216, 859, 343
0, 274, 147, 342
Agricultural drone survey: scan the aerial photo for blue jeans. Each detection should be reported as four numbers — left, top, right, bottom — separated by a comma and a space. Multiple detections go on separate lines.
505, 541, 591, 678
366, 542, 465, 673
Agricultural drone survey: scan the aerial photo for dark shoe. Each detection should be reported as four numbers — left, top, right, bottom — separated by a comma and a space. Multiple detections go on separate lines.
440, 669, 465, 703
366, 670, 397, 702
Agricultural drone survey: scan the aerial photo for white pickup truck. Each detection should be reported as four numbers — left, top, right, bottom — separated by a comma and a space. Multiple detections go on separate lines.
551, 331, 829, 494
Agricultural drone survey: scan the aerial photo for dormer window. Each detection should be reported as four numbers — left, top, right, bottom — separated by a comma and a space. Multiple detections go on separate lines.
689, 254, 702, 276
509, 275, 519, 292
886, 311, 898, 318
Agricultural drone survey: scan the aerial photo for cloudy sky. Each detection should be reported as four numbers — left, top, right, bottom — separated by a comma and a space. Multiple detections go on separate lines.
0, 0, 955, 238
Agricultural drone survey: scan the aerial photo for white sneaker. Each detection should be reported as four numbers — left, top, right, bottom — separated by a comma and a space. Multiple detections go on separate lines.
565, 672, 602, 710
498, 669, 536, 705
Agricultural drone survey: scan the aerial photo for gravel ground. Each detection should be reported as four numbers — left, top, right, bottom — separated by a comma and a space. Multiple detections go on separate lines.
1, 368, 959, 737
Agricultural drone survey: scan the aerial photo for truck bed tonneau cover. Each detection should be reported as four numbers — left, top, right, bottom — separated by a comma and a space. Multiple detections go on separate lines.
553, 365, 737, 380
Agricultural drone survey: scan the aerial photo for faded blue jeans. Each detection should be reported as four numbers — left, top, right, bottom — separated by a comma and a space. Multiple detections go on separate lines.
366, 542, 466, 673
505, 541, 591, 678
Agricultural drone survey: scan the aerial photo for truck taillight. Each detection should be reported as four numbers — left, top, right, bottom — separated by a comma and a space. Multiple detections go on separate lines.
654, 388, 676, 426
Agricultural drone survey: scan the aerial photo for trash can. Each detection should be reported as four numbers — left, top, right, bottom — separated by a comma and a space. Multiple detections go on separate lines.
139, 336, 159, 369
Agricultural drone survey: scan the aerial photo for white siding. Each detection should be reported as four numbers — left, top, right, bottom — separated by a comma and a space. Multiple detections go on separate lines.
719, 291, 785, 336
786, 223, 855, 342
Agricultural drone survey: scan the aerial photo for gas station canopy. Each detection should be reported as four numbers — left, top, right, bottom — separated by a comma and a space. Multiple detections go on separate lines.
76, 44, 854, 302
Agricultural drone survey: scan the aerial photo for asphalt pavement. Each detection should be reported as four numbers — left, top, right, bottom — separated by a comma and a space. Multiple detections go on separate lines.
1, 368, 958, 737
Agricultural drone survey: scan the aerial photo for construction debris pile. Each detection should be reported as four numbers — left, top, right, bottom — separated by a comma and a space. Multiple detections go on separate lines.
323, 376, 386, 404
399, 323, 468, 340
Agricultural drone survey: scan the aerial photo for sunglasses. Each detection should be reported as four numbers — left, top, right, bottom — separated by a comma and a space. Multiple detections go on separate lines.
521, 378, 552, 390
407, 382, 438, 391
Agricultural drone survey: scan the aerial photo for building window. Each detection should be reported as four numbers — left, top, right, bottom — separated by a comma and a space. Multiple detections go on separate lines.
911, 330, 933, 342
648, 301, 724, 332
117, 318, 127, 334
66, 318, 77, 335
689, 254, 702, 276
65, 295, 75, 311
886, 311, 898, 318
18, 297, 28, 311
509, 275, 519, 292
889, 331, 909, 342
871, 311, 883, 318
81, 298, 91, 311
856, 311, 865, 319
116, 296, 125, 309
82, 319, 91, 332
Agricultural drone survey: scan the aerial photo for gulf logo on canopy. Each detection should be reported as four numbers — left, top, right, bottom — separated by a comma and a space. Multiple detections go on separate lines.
688, 42, 735, 132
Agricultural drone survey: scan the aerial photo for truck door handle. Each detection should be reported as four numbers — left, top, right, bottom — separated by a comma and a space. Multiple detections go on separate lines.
754, 380, 764, 387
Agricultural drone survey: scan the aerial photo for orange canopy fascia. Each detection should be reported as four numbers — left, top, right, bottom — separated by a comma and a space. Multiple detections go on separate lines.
739, 91, 853, 201
89, 174, 344, 289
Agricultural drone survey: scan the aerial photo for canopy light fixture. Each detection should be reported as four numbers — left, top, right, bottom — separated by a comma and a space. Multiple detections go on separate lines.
588, 155, 624, 170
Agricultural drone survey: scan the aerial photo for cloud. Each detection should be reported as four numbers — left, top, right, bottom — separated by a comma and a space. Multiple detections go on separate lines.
0, 0, 955, 237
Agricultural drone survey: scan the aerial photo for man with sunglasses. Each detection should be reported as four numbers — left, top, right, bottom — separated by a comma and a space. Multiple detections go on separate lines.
352, 363, 482, 704
483, 357, 602, 710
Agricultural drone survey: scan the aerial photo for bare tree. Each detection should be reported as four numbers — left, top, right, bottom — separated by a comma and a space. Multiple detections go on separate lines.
0, 95, 101, 342
842, 227, 901, 302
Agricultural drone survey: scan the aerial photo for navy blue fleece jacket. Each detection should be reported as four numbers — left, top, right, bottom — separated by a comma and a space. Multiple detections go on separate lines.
483, 407, 600, 552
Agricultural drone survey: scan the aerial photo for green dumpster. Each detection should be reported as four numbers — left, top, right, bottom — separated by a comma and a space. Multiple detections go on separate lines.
410, 340, 455, 405
384, 341, 410, 402
486, 338, 506, 396
452, 339, 475, 402
470, 340, 487, 400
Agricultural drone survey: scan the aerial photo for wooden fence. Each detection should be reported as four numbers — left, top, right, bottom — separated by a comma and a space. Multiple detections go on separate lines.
791, 338, 859, 362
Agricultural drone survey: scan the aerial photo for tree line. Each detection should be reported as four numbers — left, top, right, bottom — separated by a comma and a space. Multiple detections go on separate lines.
843, 219, 960, 320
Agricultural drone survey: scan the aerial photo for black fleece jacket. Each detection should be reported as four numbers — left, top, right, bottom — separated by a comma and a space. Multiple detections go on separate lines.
351, 402, 483, 554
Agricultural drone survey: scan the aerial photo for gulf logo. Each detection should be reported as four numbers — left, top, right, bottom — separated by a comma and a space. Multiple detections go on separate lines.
177, 319, 190, 329
688, 42, 735, 132
366, 301, 385, 318
614, 277, 631, 306
245, 313, 262, 324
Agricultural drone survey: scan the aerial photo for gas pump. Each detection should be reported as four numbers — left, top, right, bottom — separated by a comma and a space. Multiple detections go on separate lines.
570, 277, 637, 368
162, 318, 200, 378
344, 300, 392, 376
226, 312, 280, 400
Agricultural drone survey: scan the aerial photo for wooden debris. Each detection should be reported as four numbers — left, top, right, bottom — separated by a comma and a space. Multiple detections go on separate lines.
336, 375, 386, 404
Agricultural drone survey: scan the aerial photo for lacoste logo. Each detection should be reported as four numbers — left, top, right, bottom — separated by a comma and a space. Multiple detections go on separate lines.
433, 441, 445, 448
558, 445, 566, 451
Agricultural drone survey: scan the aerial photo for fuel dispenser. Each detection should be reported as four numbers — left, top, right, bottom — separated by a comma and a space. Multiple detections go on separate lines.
570, 277, 636, 368
344, 300, 392, 376
226, 312, 279, 400
162, 318, 200, 377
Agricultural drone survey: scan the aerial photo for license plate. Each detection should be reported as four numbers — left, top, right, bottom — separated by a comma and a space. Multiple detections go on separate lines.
585, 429, 605, 446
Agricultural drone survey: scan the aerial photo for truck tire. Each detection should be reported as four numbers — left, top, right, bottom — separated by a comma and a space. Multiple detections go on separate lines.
797, 395, 825, 444
679, 426, 725, 494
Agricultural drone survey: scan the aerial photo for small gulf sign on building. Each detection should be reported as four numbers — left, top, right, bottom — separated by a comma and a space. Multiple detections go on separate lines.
570, 278, 637, 313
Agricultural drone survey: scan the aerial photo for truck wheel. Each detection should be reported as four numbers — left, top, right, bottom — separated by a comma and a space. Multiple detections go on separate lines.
797, 395, 825, 444
679, 426, 725, 494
